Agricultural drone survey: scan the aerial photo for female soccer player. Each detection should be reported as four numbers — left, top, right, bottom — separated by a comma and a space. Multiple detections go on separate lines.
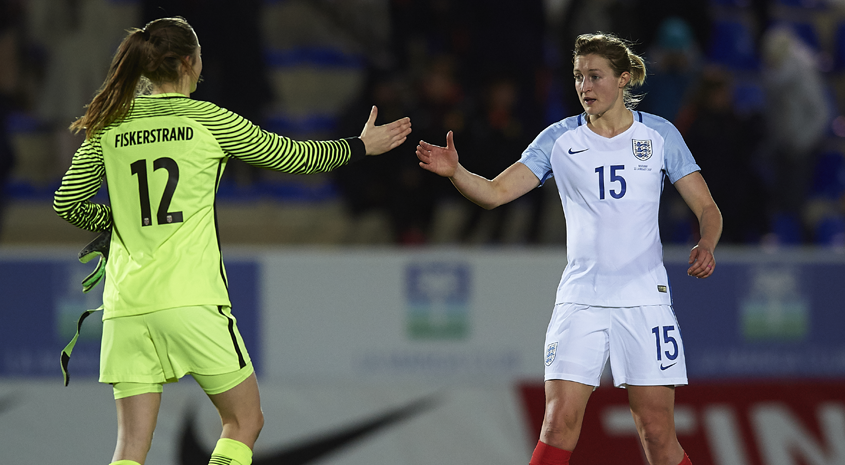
417, 33, 721, 465
53, 17, 411, 465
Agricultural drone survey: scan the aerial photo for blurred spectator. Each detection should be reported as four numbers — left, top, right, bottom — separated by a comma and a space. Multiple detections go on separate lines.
460, 76, 545, 244
398, 54, 467, 244
637, 17, 702, 123
334, 70, 412, 239
760, 25, 828, 242
0, 0, 22, 238
674, 67, 767, 244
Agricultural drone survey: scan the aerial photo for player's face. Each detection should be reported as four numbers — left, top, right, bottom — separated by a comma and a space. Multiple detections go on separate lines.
573, 54, 630, 117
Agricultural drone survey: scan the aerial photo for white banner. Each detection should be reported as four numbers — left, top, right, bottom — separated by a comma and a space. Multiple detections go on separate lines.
0, 379, 532, 465
259, 248, 566, 382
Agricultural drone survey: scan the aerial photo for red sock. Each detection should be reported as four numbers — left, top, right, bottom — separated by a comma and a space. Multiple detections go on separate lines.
529, 440, 571, 465
678, 451, 692, 465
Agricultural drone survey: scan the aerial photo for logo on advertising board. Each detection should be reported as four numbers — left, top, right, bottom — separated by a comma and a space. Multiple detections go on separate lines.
740, 266, 809, 341
405, 262, 470, 340
521, 381, 845, 465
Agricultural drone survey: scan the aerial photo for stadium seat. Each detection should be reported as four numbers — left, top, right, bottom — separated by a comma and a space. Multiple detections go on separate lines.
833, 23, 845, 71
771, 213, 803, 245
771, 0, 827, 9
707, 19, 760, 70
815, 216, 845, 246
811, 151, 845, 199
732, 79, 766, 115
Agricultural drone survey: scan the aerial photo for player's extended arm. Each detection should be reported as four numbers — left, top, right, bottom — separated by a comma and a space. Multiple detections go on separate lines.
674, 171, 723, 279
416, 130, 539, 209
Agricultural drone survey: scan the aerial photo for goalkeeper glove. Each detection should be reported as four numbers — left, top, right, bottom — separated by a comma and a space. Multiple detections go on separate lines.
78, 230, 110, 293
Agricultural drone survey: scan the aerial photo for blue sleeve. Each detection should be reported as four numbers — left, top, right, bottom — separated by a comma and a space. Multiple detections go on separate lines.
643, 113, 700, 184
519, 119, 573, 186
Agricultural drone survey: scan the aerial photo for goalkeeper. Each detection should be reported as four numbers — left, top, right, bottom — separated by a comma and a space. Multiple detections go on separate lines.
53, 16, 411, 465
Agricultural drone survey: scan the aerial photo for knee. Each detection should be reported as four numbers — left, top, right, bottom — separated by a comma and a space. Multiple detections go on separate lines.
226, 407, 264, 439
541, 399, 583, 440
244, 408, 264, 438
254, 409, 265, 436
635, 412, 676, 451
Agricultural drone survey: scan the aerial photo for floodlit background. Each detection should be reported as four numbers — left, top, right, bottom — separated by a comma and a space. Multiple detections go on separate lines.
1, 1, 844, 464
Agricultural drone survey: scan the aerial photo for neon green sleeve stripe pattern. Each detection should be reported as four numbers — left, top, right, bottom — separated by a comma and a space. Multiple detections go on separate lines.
53, 135, 113, 232
128, 97, 353, 173
53, 95, 355, 233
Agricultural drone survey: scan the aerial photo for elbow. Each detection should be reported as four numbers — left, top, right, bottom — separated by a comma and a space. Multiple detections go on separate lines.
53, 202, 69, 220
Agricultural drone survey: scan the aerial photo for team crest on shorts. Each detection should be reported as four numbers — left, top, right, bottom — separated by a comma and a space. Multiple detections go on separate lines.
545, 342, 559, 366
632, 139, 653, 161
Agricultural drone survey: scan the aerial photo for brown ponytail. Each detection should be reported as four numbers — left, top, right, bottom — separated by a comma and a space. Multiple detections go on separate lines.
69, 17, 199, 139
573, 33, 647, 109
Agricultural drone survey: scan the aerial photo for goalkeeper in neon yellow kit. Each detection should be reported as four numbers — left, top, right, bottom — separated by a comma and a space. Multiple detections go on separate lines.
53, 16, 411, 465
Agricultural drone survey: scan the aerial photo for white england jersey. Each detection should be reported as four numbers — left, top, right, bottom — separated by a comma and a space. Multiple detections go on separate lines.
519, 111, 700, 307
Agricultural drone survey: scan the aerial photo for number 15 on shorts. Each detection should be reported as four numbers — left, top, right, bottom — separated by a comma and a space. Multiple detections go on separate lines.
652, 325, 678, 369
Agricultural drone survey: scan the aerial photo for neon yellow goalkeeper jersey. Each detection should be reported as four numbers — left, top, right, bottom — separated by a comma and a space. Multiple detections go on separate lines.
54, 93, 365, 319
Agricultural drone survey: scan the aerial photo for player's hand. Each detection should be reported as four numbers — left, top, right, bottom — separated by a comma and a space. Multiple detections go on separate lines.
687, 242, 715, 279
359, 106, 412, 156
417, 130, 459, 178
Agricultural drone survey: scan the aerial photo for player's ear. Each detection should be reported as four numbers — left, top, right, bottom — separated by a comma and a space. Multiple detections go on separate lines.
618, 71, 631, 88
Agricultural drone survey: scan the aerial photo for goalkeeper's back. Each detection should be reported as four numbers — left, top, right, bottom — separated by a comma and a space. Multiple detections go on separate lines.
55, 93, 361, 319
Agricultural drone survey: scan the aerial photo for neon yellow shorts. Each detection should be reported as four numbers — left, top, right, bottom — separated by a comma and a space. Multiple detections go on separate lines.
100, 305, 252, 389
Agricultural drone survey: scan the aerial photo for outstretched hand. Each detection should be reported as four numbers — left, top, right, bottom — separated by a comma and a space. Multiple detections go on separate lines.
416, 130, 459, 178
359, 106, 412, 156
687, 243, 716, 279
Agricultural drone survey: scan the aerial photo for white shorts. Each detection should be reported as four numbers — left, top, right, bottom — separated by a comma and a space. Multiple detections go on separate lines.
543, 303, 688, 388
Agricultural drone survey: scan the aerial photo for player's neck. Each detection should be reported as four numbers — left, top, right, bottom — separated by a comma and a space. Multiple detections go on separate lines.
151, 77, 192, 97
586, 106, 633, 138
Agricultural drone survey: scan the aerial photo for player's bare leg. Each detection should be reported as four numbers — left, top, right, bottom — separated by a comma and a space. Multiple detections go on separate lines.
113, 392, 161, 464
538, 379, 594, 450
207, 373, 264, 449
627, 385, 686, 465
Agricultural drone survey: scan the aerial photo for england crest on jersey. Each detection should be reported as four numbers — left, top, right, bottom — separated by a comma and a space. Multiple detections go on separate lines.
632, 139, 653, 161
545, 342, 559, 366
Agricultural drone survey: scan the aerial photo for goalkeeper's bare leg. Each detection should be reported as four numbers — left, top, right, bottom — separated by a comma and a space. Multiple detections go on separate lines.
205, 373, 264, 465
112, 392, 160, 464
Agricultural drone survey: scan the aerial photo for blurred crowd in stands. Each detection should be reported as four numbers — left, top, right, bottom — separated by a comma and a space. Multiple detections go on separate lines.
1, 0, 845, 247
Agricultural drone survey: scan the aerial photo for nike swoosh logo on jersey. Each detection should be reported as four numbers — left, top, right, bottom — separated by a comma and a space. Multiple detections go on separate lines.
568, 148, 589, 154
660, 363, 677, 371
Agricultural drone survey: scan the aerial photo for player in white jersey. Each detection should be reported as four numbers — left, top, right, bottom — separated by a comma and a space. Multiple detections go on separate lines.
416, 33, 721, 465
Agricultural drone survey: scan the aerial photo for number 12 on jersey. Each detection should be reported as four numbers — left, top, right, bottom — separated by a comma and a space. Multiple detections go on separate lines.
130, 157, 183, 227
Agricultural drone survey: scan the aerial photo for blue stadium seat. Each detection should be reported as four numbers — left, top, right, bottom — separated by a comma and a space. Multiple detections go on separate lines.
732, 80, 766, 115
707, 19, 760, 70
772, 0, 827, 8
811, 151, 845, 199
833, 23, 845, 71
815, 216, 845, 246
771, 213, 803, 245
